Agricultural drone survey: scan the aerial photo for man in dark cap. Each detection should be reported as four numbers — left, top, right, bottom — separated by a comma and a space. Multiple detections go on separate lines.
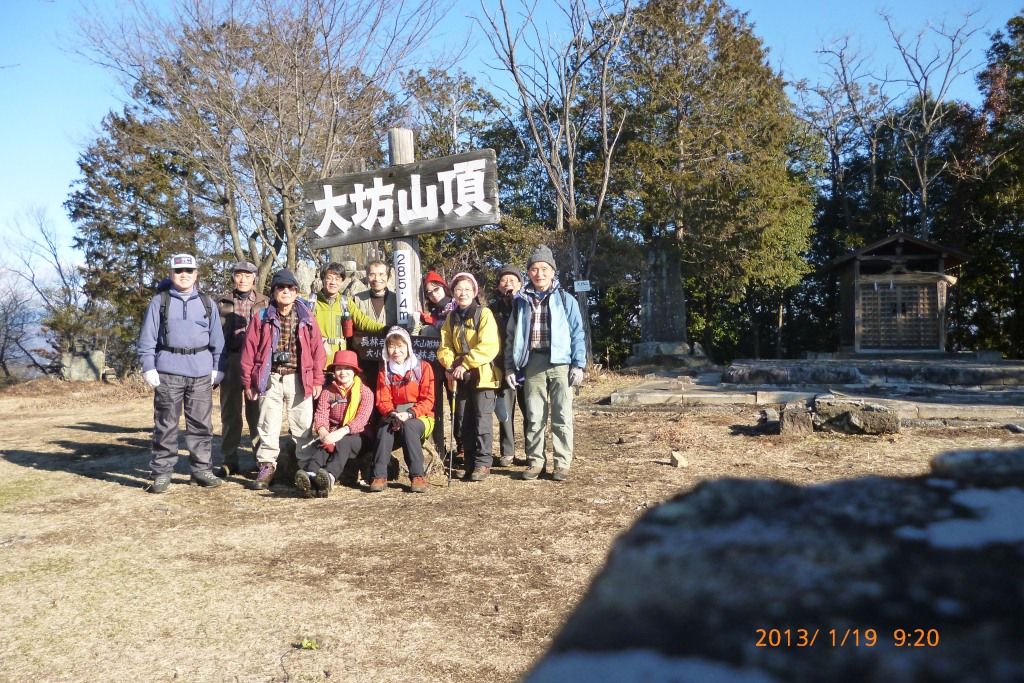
216, 260, 268, 476
489, 263, 526, 467
504, 245, 586, 482
240, 269, 326, 490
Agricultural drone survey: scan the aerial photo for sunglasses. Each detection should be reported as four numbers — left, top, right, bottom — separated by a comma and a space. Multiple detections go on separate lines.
173, 268, 196, 274
275, 284, 298, 292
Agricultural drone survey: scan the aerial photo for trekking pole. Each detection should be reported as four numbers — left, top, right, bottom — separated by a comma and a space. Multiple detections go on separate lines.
447, 376, 457, 488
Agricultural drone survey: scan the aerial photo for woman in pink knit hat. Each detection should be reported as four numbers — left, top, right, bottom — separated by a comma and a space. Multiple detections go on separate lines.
437, 272, 502, 482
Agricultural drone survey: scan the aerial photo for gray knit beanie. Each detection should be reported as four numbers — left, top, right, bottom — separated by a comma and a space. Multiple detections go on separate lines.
527, 244, 556, 270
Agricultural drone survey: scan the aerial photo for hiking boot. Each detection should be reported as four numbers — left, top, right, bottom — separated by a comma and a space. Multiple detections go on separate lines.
409, 475, 427, 493
448, 448, 465, 469
148, 472, 172, 494
189, 470, 223, 488
294, 470, 314, 498
519, 467, 543, 481
469, 467, 490, 482
216, 458, 239, 478
552, 468, 570, 482
497, 455, 514, 467
315, 470, 334, 498
513, 457, 529, 467
254, 463, 276, 490
368, 477, 387, 493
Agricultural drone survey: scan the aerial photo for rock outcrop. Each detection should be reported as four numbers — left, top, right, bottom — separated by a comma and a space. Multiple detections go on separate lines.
527, 448, 1024, 682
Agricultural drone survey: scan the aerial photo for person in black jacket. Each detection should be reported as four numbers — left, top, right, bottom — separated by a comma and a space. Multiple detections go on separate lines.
489, 264, 526, 467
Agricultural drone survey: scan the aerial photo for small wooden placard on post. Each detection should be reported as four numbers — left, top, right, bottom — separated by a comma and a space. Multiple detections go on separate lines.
350, 334, 441, 363
300, 149, 500, 249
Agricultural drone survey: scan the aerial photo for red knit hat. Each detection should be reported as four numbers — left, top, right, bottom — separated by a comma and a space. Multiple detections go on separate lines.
422, 270, 449, 294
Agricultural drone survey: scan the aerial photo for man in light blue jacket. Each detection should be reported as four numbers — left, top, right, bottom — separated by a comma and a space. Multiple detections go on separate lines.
137, 254, 225, 493
505, 245, 586, 481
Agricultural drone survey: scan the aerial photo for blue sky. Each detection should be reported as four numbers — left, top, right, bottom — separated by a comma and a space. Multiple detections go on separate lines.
0, 0, 1017, 252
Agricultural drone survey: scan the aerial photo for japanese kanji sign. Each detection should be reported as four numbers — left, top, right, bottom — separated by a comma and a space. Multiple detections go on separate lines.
301, 149, 500, 249
350, 334, 441, 363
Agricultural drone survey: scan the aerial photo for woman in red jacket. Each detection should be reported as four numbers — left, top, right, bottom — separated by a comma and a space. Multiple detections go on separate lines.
370, 327, 435, 493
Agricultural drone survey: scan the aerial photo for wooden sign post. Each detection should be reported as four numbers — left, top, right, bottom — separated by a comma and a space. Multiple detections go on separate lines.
388, 129, 419, 329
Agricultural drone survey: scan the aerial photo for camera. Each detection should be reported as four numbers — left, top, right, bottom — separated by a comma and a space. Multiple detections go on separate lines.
273, 351, 292, 364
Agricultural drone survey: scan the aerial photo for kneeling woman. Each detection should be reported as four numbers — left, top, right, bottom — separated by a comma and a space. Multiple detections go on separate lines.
370, 327, 435, 493
298, 349, 374, 498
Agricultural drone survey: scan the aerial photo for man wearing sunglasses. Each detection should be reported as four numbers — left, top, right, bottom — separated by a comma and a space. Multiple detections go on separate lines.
240, 269, 326, 491
137, 253, 225, 493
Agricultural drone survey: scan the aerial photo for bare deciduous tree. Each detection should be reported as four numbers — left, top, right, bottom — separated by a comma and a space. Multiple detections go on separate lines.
0, 274, 47, 379
78, 0, 452, 287
12, 208, 93, 362
884, 12, 981, 239
479, 0, 631, 362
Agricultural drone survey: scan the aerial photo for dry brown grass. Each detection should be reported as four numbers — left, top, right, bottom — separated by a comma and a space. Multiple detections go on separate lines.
0, 373, 1020, 682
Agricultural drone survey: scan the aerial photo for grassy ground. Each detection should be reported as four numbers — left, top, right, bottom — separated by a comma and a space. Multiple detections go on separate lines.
0, 373, 1020, 682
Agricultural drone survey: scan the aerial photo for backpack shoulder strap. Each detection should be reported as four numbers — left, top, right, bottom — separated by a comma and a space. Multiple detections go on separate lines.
200, 292, 213, 321
156, 289, 212, 355
159, 290, 171, 346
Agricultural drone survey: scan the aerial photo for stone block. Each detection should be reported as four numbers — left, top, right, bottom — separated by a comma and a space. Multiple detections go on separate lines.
681, 392, 755, 406
669, 451, 688, 467
814, 397, 900, 434
610, 390, 682, 406
780, 401, 813, 435
630, 341, 691, 359
755, 390, 816, 405
61, 350, 105, 382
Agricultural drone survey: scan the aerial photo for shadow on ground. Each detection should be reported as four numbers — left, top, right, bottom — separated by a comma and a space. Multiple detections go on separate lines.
0, 419, 223, 490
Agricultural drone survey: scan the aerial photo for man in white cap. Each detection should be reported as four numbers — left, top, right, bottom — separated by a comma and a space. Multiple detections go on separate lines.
216, 260, 268, 476
137, 253, 225, 493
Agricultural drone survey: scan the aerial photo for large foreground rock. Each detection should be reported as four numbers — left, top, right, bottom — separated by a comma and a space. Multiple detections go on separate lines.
527, 448, 1024, 682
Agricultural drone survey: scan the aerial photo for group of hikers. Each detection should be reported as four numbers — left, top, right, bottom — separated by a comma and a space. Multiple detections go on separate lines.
136, 245, 587, 496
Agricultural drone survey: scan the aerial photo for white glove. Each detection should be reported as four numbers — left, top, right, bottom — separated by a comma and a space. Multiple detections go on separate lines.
143, 369, 161, 388
506, 373, 520, 390
211, 370, 225, 386
568, 367, 584, 387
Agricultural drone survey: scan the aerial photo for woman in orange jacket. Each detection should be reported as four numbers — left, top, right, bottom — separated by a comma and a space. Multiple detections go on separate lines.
369, 326, 435, 493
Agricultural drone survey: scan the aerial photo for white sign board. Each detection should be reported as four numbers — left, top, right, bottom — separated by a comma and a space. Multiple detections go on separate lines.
574, 280, 591, 292
393, 247, 420, 328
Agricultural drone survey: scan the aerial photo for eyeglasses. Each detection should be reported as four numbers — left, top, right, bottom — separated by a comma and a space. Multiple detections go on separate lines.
173, 268, 196, 274
426, 286, 443, 295
275, 284, 298, 292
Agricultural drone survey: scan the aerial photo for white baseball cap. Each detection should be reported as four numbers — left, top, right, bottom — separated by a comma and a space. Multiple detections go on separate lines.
170, 254, 197, 269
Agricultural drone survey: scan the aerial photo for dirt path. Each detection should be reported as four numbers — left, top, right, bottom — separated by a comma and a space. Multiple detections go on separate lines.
0, 376, 1019, 682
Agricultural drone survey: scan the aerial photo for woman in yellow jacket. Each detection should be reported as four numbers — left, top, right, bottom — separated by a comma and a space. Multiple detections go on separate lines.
437, 272, 501, 482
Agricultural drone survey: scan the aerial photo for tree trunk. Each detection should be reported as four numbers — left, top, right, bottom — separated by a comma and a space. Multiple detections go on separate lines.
775, 299, 785, 359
